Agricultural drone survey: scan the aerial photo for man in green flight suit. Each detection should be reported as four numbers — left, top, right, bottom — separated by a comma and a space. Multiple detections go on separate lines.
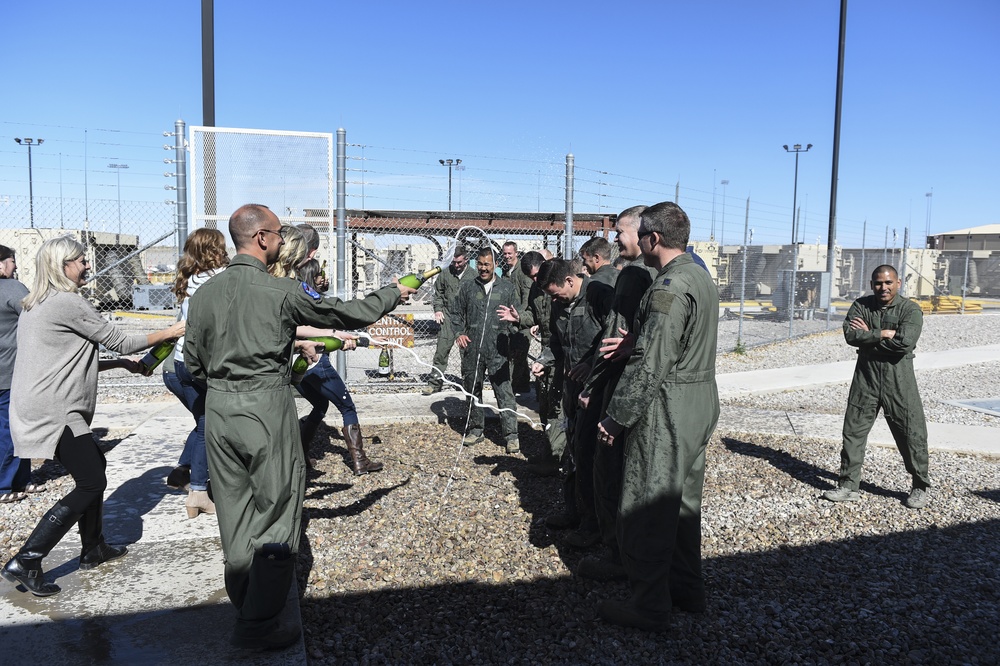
453, 247, 521, 453
597, 201, 719, 632
500, 241, 534, 394
822, 265, 931, 509
533, 258, 615, 548
577, 205, 655, 580
498, 250, 566, 475
423, 243, 475, 394
184, 204, 416, 650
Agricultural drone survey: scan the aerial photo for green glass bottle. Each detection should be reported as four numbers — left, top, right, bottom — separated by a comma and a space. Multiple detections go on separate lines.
290, 336, 369, 384
397, 266, 442, 289
139, 341, 175, 377
378, 346, 391, 376
291, 355, 310, 384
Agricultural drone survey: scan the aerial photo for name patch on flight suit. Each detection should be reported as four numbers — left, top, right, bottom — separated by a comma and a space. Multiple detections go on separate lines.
649, 289, 675, 314
301, 282, 323, 301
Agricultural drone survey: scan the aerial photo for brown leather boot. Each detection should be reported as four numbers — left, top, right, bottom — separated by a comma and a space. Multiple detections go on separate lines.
343, 424, 383, 475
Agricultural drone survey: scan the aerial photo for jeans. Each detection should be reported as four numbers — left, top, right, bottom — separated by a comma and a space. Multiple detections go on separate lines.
162, 361, 210, 491
296, 356, 358, 427
0, 389, 30, 493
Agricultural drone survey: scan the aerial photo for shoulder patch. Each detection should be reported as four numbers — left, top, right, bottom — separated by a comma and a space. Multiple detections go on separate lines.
650, 290, 675, 314
301, 282, 322, 301
662, 278, 671, 286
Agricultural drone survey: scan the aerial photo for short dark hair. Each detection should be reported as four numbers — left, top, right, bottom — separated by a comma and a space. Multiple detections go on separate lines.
641, 201, 690, 250
871, 265, 899, 280
477, 247, 495, 261
453, 243, 468, 259
0, 245, 14, 262
535, 258, 573, 290
579, 236, 612, 261
520, 251, 544, 276
296, 224, 320, 252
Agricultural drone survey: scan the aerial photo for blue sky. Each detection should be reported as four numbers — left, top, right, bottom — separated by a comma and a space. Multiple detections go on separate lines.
2, 0, 997, 246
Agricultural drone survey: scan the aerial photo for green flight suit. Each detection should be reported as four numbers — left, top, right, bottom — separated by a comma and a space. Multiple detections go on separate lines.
584, 261, 656, 555
519, 280, 565, 461
538, 276, 615, 531
184, 254, 401, 638
451, 277, 520, 441
502, 263, 534, 393
606, 252, 719, 618
838, 294, 930, 490
428, 263, 475, 389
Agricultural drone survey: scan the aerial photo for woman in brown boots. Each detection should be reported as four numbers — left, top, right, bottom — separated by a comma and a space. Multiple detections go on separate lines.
2, 237, 184, 596
269, 238, 383, 476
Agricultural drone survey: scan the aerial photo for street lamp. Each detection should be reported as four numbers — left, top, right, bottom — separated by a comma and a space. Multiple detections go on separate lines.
783, 143, 812, 337
14, 138, 44, 228
438, 158, 461, 211
924, 190, 933, 248
720, 179, 729, 246
108, 163, 130, 233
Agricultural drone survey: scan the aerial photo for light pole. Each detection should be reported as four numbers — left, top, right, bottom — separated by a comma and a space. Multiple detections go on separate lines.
108, 163, 130, 233
720, 179, 729, 246
14, 138, 44, 228
783, 143, 812, 337
924, 190, 933, 247
438, 158, 461, 211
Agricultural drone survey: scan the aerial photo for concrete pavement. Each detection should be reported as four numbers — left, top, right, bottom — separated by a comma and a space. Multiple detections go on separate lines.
1, 344, 997, 663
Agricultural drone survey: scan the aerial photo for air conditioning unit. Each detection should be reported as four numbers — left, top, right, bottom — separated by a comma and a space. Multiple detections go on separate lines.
132, 284, 175, 310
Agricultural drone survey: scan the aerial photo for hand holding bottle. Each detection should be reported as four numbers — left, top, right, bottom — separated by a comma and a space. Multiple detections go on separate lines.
393, 278, 418, 302
163, 320, 185, 340
294, 339, 323, 364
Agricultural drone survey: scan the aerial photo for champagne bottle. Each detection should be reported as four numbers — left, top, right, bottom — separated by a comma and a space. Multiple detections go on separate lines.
291, 355, 309, 385
290, 336, 368, 384
307, 336, 369, 352
378, 346, 391, 376
319, 260, 327, 280
397, 266, 442, 289
139, 341, 175, 377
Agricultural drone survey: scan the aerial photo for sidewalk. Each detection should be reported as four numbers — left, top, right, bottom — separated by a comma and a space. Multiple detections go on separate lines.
1, 345, 997, 663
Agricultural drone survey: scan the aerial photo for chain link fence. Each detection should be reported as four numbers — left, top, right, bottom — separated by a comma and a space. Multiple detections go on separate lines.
306, 211, 612, 390
0, 193, 176, 312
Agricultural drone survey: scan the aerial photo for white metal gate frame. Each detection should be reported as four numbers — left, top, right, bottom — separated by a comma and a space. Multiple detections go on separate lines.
187, 125, 335, 279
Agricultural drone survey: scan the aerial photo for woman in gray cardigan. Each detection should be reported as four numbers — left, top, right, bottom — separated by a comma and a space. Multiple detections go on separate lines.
1, 236, 184, 597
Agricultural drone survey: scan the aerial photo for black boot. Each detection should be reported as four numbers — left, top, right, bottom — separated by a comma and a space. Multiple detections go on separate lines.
1, 502, 80, 596
343, 424, 382, 475
78, 500, 126, 570
299, 417, 320, 465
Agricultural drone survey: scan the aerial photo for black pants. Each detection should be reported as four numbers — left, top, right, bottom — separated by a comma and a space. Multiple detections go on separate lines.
54, 427, 107, 515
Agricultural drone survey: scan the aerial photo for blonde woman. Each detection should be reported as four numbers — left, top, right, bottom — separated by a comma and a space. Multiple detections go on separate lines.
268, 225, 307, 278
162, 228, 229, 518
1, 237, 184, 596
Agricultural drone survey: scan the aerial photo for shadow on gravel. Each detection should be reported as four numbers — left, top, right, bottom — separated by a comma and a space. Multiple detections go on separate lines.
722, 436, 907, 501
295, 518, 1000, 664
972, 489, 1000, 504
298, 479, 412, 595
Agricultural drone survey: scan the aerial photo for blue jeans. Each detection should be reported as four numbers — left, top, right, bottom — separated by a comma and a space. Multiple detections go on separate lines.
0, 389, 30, 493
296, 356, 358, 427
162, 362, 209, 491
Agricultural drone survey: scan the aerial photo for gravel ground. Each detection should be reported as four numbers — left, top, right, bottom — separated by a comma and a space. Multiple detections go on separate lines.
291, 421, 1000, 665
10, 310, 997, 664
